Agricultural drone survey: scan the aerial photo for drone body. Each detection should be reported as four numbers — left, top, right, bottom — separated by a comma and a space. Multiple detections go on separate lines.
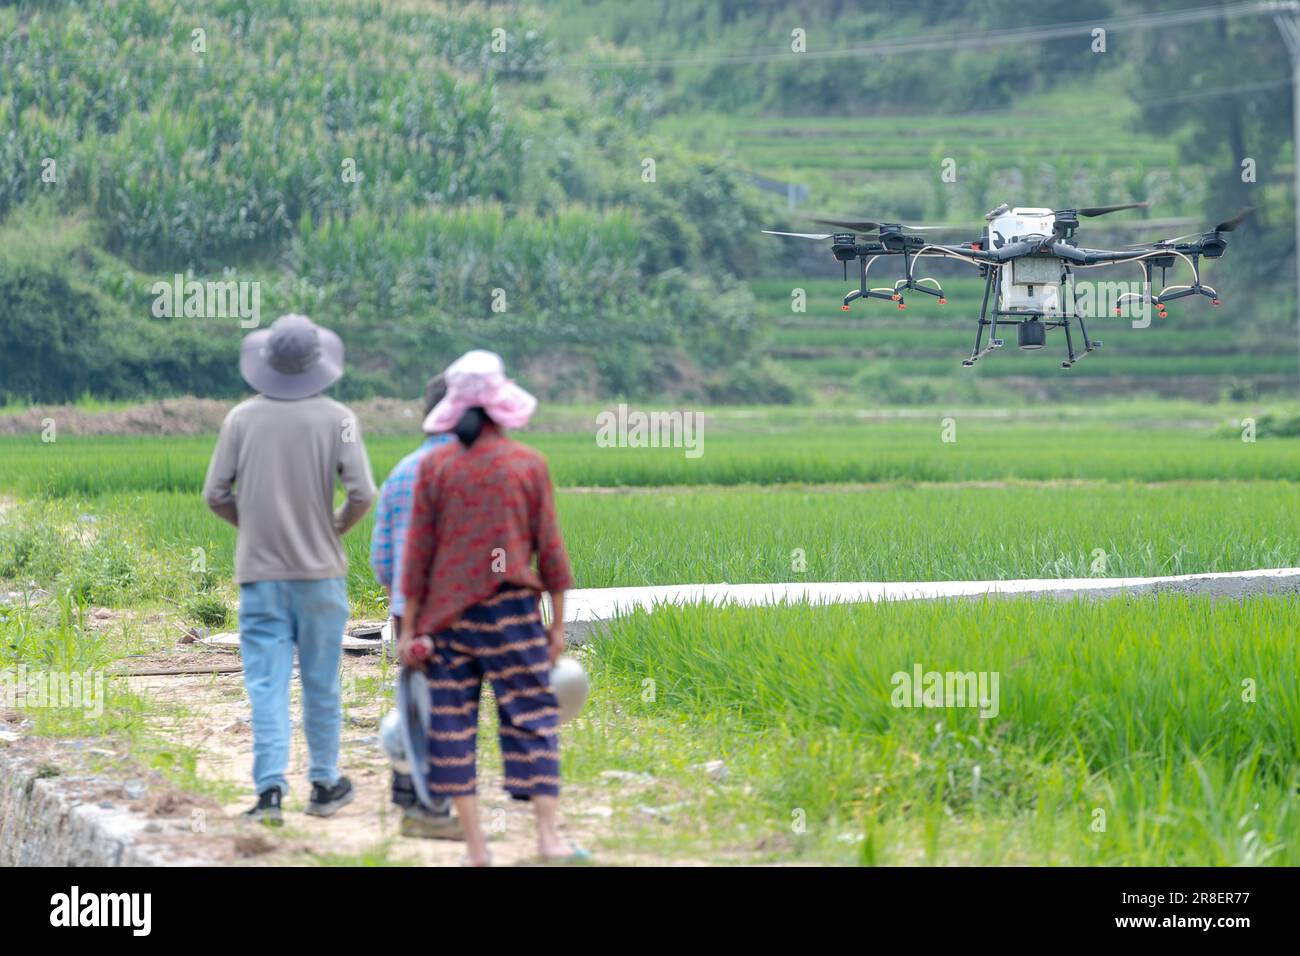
989, 208, 1065, 317
765, 203, 1252, 367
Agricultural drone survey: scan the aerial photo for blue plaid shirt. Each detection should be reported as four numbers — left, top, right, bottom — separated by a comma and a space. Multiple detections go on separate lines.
369, 434, 452, 616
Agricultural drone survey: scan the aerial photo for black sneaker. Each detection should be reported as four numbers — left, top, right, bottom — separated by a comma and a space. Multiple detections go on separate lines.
391, 771, 417, 809
243, 787, 283, 826
306, 776, 354, 817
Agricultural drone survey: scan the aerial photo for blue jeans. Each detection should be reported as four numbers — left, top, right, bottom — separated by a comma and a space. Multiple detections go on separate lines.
238, 578, 350, 795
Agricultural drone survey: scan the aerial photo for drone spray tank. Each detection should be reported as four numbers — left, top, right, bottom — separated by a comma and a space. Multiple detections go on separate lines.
988, 207, 1066, 350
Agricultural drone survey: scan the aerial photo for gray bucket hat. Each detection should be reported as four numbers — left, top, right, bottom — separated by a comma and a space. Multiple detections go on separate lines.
240, 313, 344, 399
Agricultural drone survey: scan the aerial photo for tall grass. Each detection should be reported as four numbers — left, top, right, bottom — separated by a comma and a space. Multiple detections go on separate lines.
584, 595, 1300, 864
4, 480, 1300, 609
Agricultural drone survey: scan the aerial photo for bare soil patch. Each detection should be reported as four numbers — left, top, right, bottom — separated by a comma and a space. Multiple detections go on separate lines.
0, 397, 594, 437
121, 648, 701, 866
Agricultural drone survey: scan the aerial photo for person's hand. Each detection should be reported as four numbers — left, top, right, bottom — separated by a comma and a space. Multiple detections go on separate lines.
547, 622, 565, 665
398, 633, 432, 668
396, 630, 416, 667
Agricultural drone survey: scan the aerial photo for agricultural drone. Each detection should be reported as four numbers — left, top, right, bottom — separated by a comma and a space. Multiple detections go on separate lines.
764, 203, 1254, 367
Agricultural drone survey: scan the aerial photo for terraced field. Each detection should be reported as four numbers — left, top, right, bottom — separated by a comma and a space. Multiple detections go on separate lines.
657, 79, 1290, 399
748, 276, 1287, 391
657, 84, 1185, 203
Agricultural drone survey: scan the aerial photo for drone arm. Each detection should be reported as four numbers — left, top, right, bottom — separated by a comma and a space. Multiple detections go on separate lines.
911, 245, 994, 268
993, 240, 1043, 263
1048, 243, 1149, 265
919, 241, 1032, 264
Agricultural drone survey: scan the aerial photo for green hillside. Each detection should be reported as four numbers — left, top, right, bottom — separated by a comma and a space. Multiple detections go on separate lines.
0, 0, 1292, 405
0, 0, 784, 404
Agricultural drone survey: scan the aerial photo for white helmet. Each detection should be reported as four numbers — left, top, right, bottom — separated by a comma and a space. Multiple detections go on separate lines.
550, 655, 589, 724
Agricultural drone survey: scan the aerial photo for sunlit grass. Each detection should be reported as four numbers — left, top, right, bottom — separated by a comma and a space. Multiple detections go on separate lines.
569, 595, 1300, 864
5, 480, 1300, 609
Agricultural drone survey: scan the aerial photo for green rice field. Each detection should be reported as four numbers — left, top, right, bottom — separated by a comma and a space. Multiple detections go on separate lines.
7, 481, 1300, 607
3, 0, 1295, 873
2, 402, 1298, 864
582, 595, 1300, 864
2, 411, 1298, 493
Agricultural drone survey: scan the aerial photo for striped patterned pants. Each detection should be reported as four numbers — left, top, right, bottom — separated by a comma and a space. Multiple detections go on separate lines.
422, 586, 560, 799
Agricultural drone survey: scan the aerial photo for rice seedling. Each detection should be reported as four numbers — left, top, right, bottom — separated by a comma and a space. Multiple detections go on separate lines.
3, 414, 1297, 497
554, 481, 1300, 585
574, 594, 1300, 864
1, 411, 1295, 865
3, 479, 1298, 612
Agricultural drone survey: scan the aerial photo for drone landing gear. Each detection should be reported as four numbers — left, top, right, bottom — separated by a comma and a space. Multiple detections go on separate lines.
963, 317, 1100, 369
840, 253, 945, 313
960, 268, 1101, 369
1059, 315, 1101, 369
963, 267, 1000, 366
962, 320, 1003, 366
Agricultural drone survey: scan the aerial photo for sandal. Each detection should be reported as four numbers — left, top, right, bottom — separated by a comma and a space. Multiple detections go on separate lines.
538, 844, 592, 865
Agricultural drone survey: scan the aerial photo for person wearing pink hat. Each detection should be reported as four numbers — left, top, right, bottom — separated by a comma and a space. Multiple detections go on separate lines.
420, 348, 539, 433
398, 350, 586, 865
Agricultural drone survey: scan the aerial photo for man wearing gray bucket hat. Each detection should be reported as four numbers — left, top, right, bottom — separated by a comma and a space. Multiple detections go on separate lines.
203, 314, 376, 825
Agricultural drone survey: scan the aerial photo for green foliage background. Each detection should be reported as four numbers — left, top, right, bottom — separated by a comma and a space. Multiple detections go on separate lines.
0, 0, 1291, 404
0, 0, 785, 404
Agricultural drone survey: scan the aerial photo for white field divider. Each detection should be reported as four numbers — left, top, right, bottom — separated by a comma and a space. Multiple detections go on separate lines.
563, 567, 1300, 624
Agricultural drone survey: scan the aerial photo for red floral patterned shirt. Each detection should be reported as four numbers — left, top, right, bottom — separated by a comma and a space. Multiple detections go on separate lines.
400, 423, 572, 637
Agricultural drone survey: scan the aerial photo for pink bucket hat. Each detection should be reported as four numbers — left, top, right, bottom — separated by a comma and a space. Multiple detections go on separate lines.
423, 349, 537, 434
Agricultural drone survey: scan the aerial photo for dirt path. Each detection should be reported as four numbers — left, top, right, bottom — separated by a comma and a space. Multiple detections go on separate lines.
126, 648, 662, 866
0, 397, 594, 437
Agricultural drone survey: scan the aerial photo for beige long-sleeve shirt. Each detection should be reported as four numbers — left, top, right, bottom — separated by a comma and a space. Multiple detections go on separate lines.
202, 395, 376, 584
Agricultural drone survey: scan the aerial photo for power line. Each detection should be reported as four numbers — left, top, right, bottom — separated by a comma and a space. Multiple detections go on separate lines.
4, 1, 1294, 75
521, 1, 1300, 72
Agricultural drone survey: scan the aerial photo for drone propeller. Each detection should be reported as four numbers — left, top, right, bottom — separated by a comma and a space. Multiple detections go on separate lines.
1125, 207, 1256, 247
761, 230, 835, 241
810, 217, 877, 232
811, 217, 954, 233
1213, 206, 1255, 232
1057, 202, 1150, 218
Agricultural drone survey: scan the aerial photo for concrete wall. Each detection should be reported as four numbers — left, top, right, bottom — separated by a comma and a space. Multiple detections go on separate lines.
0, 746, 185, 866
